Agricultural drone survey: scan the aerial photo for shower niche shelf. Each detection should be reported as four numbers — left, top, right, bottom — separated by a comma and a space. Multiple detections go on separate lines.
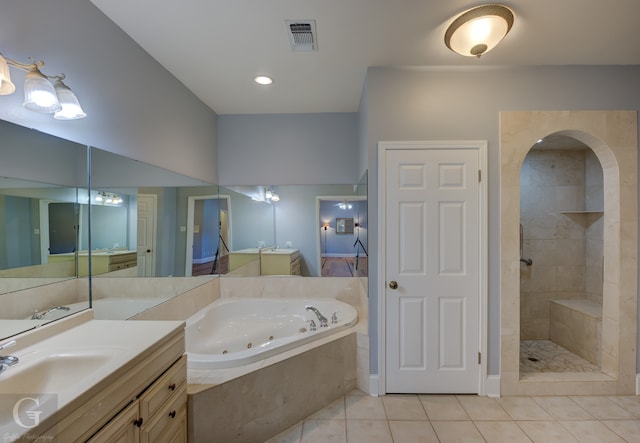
559, 210, 604, 227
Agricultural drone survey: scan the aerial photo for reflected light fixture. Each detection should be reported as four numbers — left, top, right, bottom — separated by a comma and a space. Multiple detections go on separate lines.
444, 4, 514, 58
264, 187, 280, 203
0, 52, 86, 119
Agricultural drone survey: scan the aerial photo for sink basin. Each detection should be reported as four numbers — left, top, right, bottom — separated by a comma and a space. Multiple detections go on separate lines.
0, 347, 122, 395
0, 345, 124, 437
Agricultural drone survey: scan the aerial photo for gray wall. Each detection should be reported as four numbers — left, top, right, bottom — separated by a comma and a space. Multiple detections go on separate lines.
364, 65, 640, 376
218, 113, 359, 185
0, 0, 218, 184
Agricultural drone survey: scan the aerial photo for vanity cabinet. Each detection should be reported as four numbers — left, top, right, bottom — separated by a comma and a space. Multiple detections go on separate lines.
48, 250, 137, 276
81, 251, 138, 276
88, 355, 187, 443
33, 324, 185, 443
260, 249, 301, 275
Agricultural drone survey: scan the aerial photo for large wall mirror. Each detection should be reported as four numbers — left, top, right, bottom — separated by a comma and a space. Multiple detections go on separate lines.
0, 120, 88, 339
0, 117, 368, 340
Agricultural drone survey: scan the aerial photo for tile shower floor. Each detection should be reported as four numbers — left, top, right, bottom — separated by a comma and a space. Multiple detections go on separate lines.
267, 390, 640, 442
520, 340, 600, 373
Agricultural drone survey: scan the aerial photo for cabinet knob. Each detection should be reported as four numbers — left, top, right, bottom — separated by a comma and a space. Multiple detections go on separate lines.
133, 417, 144, 427
169, 410, 177, 419
168, 383, 176, 391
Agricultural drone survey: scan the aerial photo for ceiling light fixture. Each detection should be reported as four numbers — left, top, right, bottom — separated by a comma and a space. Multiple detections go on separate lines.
0, 52, 86, 119
444, 4, 514, 58
254, 75, 273, 85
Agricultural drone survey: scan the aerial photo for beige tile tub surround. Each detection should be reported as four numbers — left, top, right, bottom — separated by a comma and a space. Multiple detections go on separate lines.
500, 110, 638, 395
188, 333, 356, 443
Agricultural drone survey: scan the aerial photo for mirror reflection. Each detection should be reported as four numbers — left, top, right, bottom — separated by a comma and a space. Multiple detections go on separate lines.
207, 183, 367, 277
0, 118, 368, 340
0, 119, 88, 339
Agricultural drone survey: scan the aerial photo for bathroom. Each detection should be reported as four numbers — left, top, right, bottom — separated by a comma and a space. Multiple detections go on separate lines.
2, 0, 640, 441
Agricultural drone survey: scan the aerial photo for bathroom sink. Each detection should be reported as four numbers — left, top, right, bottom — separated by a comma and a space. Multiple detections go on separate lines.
0, 347, 122, 395
0, 345, 124, 436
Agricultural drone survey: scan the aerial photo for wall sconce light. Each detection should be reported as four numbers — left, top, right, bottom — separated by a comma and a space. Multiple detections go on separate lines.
264, 187, 280, 203
0, 52, 86, 119
95, 191, 122, 205
444, 4, 514, 58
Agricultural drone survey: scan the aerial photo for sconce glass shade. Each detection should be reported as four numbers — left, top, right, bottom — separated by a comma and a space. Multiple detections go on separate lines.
23, 66, 62, 113
53, 78, 86, 120
0, 54, 16, 95
444, 4, 514, 57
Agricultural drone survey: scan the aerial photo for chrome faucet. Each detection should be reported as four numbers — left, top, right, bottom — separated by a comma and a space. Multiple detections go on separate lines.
305, 305, 328, 328
31, 306, 70, 320
0, 340, 18, 374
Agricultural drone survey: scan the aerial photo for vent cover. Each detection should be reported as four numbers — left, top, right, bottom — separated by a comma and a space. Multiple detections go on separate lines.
286, 20, 317, 52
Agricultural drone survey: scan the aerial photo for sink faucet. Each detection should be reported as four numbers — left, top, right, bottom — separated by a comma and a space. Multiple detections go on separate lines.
31, 306, 71, 320
305, 305, 328, 328
0, 340, 18, 374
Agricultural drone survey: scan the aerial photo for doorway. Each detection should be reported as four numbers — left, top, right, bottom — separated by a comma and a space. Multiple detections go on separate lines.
378, 141, 488, 394
519, 136, 604, 375
317, 196, 367, 277
500, 110, 638, 396
185, 194, 231, 276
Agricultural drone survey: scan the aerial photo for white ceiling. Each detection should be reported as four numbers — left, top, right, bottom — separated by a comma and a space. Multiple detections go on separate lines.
90, 0, 640, 115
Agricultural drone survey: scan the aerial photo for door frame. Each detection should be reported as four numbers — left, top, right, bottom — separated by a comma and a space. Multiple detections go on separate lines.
377, 140, 488, 396
185, 194, 231, 276
315, 195, 367, 277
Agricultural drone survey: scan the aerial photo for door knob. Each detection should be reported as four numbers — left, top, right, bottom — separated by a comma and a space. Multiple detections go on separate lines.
389, 280, 398, 290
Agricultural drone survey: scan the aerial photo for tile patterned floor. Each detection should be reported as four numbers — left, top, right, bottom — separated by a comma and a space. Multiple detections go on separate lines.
266, 390, 640, 442
520, 340, 601, 373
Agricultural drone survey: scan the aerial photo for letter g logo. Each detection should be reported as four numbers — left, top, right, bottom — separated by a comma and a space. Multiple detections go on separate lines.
12, 397, 43, 429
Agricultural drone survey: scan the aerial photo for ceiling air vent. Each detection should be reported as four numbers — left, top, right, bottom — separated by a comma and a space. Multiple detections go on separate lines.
286, 20, 317, 52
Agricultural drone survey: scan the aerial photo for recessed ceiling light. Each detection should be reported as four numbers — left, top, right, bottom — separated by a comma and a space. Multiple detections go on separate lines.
254, 75, 273, 85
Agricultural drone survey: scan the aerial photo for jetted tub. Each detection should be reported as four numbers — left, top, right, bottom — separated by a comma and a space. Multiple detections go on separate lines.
186, 297, 358, 370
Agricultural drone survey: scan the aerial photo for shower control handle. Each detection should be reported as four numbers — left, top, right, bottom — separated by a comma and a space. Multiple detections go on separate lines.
389, 281, 398, 290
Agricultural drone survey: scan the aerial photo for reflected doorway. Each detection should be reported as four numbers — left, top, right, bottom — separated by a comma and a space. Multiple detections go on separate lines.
317, 196, 367, 277
185, 194, 230, 276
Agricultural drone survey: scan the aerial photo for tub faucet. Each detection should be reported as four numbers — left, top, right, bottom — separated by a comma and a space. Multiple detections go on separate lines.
31, 306, 70, 320
305, 305, 328, 328
0, 340, 18, 374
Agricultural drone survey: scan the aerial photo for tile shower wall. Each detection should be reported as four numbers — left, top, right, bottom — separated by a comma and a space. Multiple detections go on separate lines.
520, 149, 603, 340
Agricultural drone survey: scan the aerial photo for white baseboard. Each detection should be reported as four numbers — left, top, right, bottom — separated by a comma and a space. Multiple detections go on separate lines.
369, 374, 380, 397
485, 375, 501, 398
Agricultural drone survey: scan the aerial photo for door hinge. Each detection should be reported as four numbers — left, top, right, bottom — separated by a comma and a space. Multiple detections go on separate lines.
478, 170, 481, 182
478, 352, 481, 365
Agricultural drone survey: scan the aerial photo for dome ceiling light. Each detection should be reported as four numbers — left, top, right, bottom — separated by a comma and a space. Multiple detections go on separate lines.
444, 4, 514, 58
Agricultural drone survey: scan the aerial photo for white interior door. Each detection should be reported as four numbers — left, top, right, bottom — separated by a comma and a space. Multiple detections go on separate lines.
137, 194, 157, 277
383, 143, 482, 394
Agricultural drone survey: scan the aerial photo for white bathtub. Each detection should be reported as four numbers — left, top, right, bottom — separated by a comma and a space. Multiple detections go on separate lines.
186, 297, 358, 370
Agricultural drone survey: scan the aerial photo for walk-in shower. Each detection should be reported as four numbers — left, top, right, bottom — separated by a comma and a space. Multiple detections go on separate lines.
519, 135, 604, 374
